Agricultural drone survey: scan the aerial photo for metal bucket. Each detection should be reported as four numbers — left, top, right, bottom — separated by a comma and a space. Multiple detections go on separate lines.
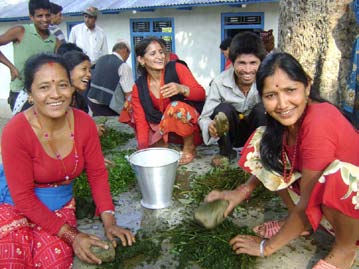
128, 148, 180, 209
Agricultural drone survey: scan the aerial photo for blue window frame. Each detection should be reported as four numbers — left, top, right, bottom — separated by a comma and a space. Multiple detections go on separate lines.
66, 21, 82, 39
130, 17, 175, 78
220, 12, 264, 71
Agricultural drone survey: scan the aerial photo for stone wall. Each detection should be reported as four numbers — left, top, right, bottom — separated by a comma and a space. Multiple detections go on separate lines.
278, 0, 359, 105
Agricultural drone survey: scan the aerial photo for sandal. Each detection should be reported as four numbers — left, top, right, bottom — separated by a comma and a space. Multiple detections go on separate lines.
253, 220, 281, 239
312, 259, 339, 269
179, 151, 196, 165
253, 220, 312, 239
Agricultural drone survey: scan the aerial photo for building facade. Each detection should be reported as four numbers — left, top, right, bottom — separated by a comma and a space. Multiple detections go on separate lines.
0, 1, 279, 99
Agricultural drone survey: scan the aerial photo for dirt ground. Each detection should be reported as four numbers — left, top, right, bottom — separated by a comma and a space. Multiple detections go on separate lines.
0, 103, 358, 269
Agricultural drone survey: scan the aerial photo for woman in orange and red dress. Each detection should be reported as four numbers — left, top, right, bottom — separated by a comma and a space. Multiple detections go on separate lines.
123, 37, 205, 165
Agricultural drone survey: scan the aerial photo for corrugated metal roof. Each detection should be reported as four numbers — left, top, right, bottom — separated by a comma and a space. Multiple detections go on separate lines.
0, 0, 277, 21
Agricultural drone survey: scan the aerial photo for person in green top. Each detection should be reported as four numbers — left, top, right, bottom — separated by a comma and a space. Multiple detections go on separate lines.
0, 0, 60, 110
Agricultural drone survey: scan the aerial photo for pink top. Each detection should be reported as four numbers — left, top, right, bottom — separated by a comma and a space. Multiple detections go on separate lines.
132, 62, 205, 149
1, 109, 114, 235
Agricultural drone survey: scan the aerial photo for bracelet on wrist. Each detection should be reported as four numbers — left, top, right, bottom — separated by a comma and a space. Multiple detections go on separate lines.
60, 225, 80, 246
237, 184, 251, 200
101, 210, 115, 216
259, 239, 266, 257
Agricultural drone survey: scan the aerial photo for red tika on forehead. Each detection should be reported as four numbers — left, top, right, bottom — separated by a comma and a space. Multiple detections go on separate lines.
48, 61, 55, 66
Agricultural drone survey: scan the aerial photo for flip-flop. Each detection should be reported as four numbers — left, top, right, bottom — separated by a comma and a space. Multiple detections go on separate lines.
253, 220, 281, 239
179, 152, 196, 165
312, 259, 340, 269
253, 220, 312, 239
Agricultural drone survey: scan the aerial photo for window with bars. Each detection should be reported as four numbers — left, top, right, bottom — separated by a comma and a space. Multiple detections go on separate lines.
224, 15, 262, 25
220, 12, 264, 71
130, 18, 175, 77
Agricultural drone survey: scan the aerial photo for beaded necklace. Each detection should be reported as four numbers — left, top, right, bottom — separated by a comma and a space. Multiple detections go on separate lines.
281, 131, 299, 183
281, 106, 307, 183
33, 109, 79, 181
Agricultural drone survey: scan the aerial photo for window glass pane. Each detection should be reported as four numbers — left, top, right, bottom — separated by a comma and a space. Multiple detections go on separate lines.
133, 36, 144, 47
160, 36, 173, 52
133, 21, 150, 32
224, 15, 262, 25
153, 20, 172, 32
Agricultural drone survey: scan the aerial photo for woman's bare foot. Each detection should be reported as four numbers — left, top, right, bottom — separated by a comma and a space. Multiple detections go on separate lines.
179, 134, 196, 165
151, 139, 168, 148
179, 150, 197, 165
318, 246, 356, 269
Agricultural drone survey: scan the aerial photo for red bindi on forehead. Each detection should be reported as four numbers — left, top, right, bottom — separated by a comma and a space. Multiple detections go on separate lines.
48, 61, 55, 66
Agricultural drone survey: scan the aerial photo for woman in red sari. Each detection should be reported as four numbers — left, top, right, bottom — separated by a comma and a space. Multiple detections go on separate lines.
206, 52, 359, 269
124, 37, 205, 165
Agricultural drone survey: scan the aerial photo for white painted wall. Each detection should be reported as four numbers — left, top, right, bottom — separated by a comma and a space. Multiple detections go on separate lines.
0, 3, 279, 100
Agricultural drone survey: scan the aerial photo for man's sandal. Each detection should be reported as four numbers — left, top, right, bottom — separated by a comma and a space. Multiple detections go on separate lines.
253, 220, 312, 239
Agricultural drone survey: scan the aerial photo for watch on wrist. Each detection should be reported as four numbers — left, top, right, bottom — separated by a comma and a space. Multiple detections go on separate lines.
183, 87, 189, 96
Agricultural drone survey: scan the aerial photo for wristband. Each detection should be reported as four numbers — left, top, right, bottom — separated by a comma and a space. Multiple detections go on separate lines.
60, 226, 80, 246
259, 239, 266, 257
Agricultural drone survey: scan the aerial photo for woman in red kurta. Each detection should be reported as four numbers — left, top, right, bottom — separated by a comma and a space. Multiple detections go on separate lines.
0, 53, 135, 268
206, 52, 359, 269
123, 37, 205, 165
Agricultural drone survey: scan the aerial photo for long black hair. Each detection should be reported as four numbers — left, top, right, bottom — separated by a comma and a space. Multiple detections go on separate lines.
256, 52, 326, 174
135, 36, 165, 75
62, 51, 90, 72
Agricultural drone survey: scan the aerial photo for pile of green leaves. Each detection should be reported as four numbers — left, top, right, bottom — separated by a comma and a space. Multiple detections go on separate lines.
174, 166, 275, 208
100, 127, 134, 153
73, 151, 136, 218
167, 219, 256, 269
102, 218, 256, 269
103, 230, 162, 268
74, 151, 136, 198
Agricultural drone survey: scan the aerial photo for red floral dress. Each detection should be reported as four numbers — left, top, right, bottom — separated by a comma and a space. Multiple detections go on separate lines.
239, 103, 359, 233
